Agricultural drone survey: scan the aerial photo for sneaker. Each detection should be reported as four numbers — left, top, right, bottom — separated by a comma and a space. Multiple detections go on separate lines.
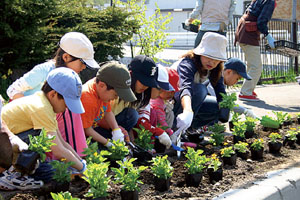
252, 91, 257, 97
0, 171, 17, 190
239, 94, 260, 101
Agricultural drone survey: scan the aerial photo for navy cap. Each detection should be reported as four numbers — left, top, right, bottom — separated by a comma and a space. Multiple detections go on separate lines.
225, 58, 252, 80
129, 55, 158, 88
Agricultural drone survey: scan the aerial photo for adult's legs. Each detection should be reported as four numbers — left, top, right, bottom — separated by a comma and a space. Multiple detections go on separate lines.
240, 43, 262, 96
115, 108, 139, 132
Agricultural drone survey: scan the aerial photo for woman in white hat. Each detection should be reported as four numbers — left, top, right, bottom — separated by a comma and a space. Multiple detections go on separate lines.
172, 32, 228, 136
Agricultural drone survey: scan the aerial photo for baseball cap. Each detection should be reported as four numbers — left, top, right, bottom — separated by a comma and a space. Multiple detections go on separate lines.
225, 58, 252, 80
193, 32, 228, 61
47, 67, 85, 114
167, 68, 179, 92
59, 32, 100, 69
129, 55, 158, 88
157, 64, 174, 91
96, 61, 137, 102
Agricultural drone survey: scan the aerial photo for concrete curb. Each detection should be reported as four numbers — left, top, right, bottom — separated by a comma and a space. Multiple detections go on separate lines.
213, 167, 300, 200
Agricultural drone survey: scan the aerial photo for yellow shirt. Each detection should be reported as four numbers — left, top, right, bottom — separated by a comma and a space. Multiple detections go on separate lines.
1, 91, 57, 134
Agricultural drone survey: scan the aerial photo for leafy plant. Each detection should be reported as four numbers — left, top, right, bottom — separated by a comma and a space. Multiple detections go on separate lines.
50, 159, 74, 183
191, 19, 201, 26
245, 117, 257, 132
208, 154, 222, 172
231, 112, 241, 124
232, 121, 246, 138
208, 123, 225, 146
51, 191, 79, 200
260, 115, 280, 129
272, 111, 288, 125
133, 125, 154, 151
297, 113, 300, 118
251, 138, 264, 151
268, 132, 282, 143
150, 155, 173, 180
83, 162, 111, 198
82, 137, 111, 164
219, 93, 237, 110
286, 114, 292, 121
234, 142, 249, 153
220, 146, 235, 158
285, 130, 297, 141
184, 148, 209, 174
108, 140, 129, 161
28, 128, 56, 162
112, 158, 147, 191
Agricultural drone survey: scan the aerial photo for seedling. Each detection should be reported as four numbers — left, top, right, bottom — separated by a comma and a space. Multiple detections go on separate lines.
82, 137, 111, 164
184, 148, 209, 174
150, 155, 173, 180
272, 111, 288, 125
112, 158, 147, 192
245, 117, 257, 133
51, 191, 79, 200
208, 154, 222, 172
83, 162, 111, 198
220, 146, 235, 158
133, 125, 154, 151
232, 121, 246, 138
108, 140, 129, 161
251, 138, 264, 151
234, 142, 249, 153
219, 93, 237, 110
285, 130, 297, 141
231, 112, 241, 124
268, 132, 282, 143
50, 159, 74, 183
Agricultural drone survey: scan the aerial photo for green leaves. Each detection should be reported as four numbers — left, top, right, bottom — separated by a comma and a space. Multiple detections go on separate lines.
209, 123, 225, 146
108, 140, 129, 161
51, 191, 79, 200
244, 117, 257, 132
251, 138, 264, 151
234, 142, 249, 153
184, 148, 209, 174
133, 125, 154, 151
268, 132, 282, 143
28, 128, 56, 162
50, 159, 74, 183
220, 146, 235, 158
232, 121, 246, 138
150, 155, 173, 179
260, 115, 280, 129
82, 137, 111, 164
219, 93, 237, 110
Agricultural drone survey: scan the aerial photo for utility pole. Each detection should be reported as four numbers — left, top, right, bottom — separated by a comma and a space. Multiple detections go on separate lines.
292, 0, 298, 74
111, 0, 113, 6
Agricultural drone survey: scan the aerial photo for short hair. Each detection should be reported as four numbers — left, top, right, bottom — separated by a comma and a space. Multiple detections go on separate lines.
0, 132, 13, 170
225, 68, 238, 74
53, 47, 79, 67
41, 82, 64, 99
95, 78, 114, 91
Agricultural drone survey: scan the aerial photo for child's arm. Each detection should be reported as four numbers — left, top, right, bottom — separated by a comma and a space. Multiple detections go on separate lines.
104, 111, 125, 142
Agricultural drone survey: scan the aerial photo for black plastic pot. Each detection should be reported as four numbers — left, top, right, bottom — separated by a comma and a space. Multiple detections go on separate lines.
268, 142, 282, 154
283, 137, 296, 149
15, 150, 40, 174
236, 151, 249, 160
120, 190, 138, 200
207, 168, 223, 183
296, 133, 300, 145
250, 148, 264, 160
245, 130, 255, 139
154, 177, 171, 192
187, 133, 204, 143
154, 139, 166, 153
229, 121, 234, 131
185, 172, 202, 187
219, 108, 230, 123
297, 118, 300, 124
51, 181, 70, 193
233, 135, 245, 144
283, 120, 292, 126
222, 154, 237, 166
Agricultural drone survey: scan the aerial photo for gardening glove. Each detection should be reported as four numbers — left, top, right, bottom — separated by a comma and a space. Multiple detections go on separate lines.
112, 128, 124, 142
79, 159, 87, 174
185, 19, 191, 26
176, 110, 194, 132
158, 132, 172, 149
266, 34, 275, 49
9, 135, 28, 152
244, 109, 258, 119
170, 133, 178, 145
104, 139, 114, 148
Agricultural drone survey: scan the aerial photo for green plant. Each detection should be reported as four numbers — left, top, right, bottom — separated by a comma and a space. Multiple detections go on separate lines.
297, 113, 300, 118
191, 19, 201, 26
285, 130, 297, 141
231, 112, 241, 124
251, 138, 264, 151
245, 117, 257, 132
51, 191, 79, 200
133, 125, 154, 151
184, 148, 209, 174
272, 111, 288, 124
28, 128, 56, 162
232, 121, 246, 138
0, 69, 12, 100
50, 159, 74, 183
209, 123, 225, 146
112, 158, 147, 191
260, 115, 280, 129
286, 114, 292, 121
82, 137, 111, 164
108, 140, 129, 161
234, 142, 249, 153
219, 93, 237, 110
208, 154, 222, 172
220, 146, 235, 158
83, 162, 111, 198
268, 132, 282, 143
150, 155, 173, 180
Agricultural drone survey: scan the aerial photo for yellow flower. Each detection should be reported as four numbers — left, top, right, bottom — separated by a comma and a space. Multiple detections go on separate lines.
223, 142, 228, 146
61, 158, 67, 162
93, 152, 98, 156
7, 69, 13, 75
211, 154, 217, 159
290, 128, 296, 131
2, 74, 7, 80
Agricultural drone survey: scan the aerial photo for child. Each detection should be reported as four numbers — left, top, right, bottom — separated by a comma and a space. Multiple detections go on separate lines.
1, 68, 87, 183
6, 32, 99, 157
80, 61, 137, 148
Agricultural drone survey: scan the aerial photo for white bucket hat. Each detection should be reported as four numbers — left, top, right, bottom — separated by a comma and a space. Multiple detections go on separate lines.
59, 32, 100, 69
193, 32, 228, 62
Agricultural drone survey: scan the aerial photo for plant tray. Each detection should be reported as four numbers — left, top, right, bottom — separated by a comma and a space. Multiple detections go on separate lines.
265, 40, 300, 57
182, 23, 199, 33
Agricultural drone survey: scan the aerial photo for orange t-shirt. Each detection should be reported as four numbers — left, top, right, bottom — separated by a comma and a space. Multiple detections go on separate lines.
81, 78, 111, 129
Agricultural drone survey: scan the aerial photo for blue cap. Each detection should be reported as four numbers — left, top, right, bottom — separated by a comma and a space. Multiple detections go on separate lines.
225, 58, 252, 80
47, 68, 85, 114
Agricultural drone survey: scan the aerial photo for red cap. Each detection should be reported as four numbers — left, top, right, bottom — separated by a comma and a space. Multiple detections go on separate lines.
167, 68, 179, 92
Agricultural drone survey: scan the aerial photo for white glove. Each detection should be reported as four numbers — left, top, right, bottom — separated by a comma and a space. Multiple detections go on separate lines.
170, 133, 178, 145
185, 19, 191, 26
79, 159, 87, 174
244, 109, 257, 119
9, 135, 28, 152
104, 139, 114, 148
158, 132, 172, 149
176, 110, 194, 132
112, 128, 124, 142
266, 34, 275, 49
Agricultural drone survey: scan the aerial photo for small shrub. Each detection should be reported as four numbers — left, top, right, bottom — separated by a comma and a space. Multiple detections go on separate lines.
251, 138, 264, 151
208, 154, 222, 172
150, 155, 173, 180
220, 146, 235, 158
285, 130, 297, 141
209, 123, 225, 146
184, 148, 209, 174
272, 111, 288, 125
268, 132, 282, 143
50, 159, 74, 183
219, 93, 237, 110
108, 140, 129, 161
51, 191, 79, 200
232, 121, 246, 138
133, 125, 154, 151
234, 142, 249, 153
245, 117, 257, 132
82, 137, 111, 164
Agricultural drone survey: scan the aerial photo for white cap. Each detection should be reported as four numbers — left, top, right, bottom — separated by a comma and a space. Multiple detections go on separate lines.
60, 32, 100, 69
193, 32, 228, 62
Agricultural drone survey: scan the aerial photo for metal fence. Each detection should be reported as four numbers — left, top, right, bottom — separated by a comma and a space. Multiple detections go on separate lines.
227, 15, 299, 81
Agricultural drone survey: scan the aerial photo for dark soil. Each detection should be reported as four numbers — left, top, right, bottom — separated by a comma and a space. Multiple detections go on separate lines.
5, 120, 300, 200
